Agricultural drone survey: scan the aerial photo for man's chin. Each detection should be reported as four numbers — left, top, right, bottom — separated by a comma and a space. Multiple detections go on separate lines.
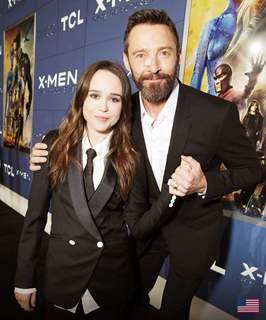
143, 81, 164, 92
141, 88, 170, 103
138, 78, 175, 102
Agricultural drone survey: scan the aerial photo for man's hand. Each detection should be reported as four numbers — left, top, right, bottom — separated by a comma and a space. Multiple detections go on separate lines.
168, 155, 207, 197
245, 55, 266, 81
15, 291, 36, 312
29, 143, 48, 171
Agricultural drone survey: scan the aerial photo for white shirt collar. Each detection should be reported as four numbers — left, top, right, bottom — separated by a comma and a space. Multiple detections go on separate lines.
139, 81, 179, 124
82, 132, 112, 160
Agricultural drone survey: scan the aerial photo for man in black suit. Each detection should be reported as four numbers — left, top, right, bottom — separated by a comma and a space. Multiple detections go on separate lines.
29, 9, 262, 320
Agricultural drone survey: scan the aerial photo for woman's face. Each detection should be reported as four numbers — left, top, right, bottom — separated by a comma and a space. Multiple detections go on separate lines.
250, 101, 259, 113
83, 69, 123, 140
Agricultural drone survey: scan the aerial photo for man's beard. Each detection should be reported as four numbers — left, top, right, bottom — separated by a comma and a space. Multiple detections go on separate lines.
133, 69, 177, 103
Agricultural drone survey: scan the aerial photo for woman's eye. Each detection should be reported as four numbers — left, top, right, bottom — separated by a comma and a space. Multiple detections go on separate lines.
111, 97, 121, 103
90, 93, 99, 99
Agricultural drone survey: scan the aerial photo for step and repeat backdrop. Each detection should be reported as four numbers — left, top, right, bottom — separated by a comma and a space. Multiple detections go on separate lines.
0, 0, 265, 318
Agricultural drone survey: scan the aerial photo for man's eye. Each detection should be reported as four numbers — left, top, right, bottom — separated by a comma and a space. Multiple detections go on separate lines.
161, 50, 170, 57
135, 53, 144, 59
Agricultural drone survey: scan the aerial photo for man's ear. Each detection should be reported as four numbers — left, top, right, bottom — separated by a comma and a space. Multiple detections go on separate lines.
123, 52, 131, 73
177, 50, 181, 65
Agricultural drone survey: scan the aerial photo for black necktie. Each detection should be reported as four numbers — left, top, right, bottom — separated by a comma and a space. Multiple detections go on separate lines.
84, 148, 97, 201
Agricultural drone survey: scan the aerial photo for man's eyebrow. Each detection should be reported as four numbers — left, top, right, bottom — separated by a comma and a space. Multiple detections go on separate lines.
132, 46, 174, 55
132, 49, 147, 55
157, 46, 174, 50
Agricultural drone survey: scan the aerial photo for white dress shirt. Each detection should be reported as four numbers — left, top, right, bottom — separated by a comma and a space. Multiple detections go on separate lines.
82, 132, 111, 187
15, 133, 112, 314
140, 83, 179, 190
140, 83, 207, 197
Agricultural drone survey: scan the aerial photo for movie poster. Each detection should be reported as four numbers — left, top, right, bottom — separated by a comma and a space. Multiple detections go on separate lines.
3, 15, 35, 153
182, 0, 266, 222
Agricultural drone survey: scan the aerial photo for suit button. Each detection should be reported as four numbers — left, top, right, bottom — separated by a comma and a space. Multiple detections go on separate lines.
97, 241, 103, 248
69, 240, 76, 245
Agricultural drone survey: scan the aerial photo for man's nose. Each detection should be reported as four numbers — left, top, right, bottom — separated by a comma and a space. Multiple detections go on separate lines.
145, 55, 161, 74
214, 78, 221, 85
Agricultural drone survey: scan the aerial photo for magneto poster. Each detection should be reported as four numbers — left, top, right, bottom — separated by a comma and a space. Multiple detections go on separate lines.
3, 15, 35, 153
182, 0, 266, 222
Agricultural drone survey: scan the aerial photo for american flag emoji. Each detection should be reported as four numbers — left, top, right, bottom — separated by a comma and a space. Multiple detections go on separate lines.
237, 298, 260, 313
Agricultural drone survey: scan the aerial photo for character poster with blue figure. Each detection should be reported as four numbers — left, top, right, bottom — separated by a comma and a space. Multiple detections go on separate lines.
182, 0, 240, 95
3, 14, 35, 153
181, 0, 266, 318
182, 0, 266, 221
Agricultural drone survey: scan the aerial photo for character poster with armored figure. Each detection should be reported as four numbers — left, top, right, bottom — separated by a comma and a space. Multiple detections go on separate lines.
182, 1, 266, 317
3, 15, 35, 153
182, 0, 266, 221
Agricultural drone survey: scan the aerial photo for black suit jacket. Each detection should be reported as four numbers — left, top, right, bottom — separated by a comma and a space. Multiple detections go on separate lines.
15, 131, 136, 309
125, 82, 262, 275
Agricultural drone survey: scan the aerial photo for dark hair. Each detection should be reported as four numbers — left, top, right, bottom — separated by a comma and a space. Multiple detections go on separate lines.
247, 100, 262, 114
123, 9, 180, 55
48, 60, 138, 200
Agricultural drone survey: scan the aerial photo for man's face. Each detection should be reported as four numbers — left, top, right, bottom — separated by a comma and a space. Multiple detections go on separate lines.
124, 24, 179, 103
20, 66, 25, 79
13, 42, 19, 58
213, 68, 231, 94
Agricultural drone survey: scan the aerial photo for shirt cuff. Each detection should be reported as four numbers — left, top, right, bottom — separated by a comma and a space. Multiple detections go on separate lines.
197, 185, 207, 199
14, 287, 37, 294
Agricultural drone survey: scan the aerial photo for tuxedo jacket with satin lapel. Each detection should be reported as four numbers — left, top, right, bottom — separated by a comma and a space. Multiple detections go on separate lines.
15, 130, 136, 309
126, 81, 262, 275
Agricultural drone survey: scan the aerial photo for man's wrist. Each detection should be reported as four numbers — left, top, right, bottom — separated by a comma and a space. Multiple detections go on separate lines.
198, 175, 207, 193
197, 175, 207, 198
14, 287, 37, 294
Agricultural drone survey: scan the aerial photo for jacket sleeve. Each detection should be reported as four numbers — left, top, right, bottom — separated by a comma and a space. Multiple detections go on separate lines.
15, 130, 57, 288
124, 157, 177, 240
204, 103, 263, 201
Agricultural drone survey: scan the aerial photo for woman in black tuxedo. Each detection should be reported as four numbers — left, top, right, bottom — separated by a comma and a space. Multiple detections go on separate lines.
14, 60, 142, 320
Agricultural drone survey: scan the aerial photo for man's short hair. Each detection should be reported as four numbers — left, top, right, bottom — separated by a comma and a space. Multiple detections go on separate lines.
123, 9, 180, 55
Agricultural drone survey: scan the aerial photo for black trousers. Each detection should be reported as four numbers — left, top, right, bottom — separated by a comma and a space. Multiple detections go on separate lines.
160, 263, 203, 320
138, 236, 168, 298
138, 238, 205, 320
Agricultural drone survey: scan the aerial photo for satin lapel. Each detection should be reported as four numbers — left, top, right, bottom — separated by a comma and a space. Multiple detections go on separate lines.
163, 84, 192, 183
88, 161, 117, 219
68, 142, 101, 240
132, 93, 160, 194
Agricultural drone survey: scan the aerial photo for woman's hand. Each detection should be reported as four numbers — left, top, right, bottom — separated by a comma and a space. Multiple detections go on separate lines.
29, 142, 48, 171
